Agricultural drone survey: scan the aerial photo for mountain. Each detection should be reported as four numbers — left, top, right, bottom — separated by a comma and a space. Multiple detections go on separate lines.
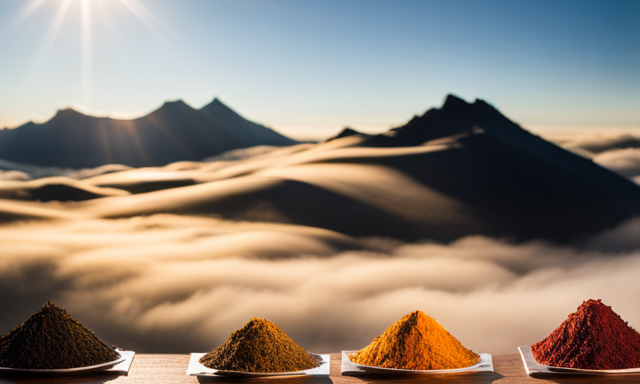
0, 99, 296, 168
365, 94, 640, 192
326, 127, 373, 141
2, 94, 640, 243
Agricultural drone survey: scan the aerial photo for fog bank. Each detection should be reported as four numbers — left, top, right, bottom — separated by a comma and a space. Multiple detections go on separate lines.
1, 215, 639, 354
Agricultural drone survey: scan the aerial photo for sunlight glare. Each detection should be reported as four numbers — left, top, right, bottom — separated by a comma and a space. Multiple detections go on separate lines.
23, 0, 73, 88
81, 0, 92, 104
12, 0, 166, 100
117, 0, 165, 39
0, 0, 47, 41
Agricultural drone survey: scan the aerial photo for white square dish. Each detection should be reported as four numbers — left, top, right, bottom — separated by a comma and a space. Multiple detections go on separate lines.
186, 353, 330, 377
107, 350, 135, 374
0, 349, 135, 374
519, 345, 640, 376
341, 350, 493, 375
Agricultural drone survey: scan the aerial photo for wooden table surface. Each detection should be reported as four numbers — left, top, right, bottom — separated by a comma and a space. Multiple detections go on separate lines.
1, 353, 640, 384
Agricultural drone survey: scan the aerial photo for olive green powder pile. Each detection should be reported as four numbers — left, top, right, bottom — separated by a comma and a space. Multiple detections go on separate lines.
0, 301, 119, 369
199, 317, 321, 372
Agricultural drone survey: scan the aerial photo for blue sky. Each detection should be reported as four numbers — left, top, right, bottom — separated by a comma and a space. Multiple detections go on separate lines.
0, 0, 638, 139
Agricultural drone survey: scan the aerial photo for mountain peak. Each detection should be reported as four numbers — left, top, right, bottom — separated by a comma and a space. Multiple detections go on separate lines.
382, 94, 532, 148
149, 99, 195, 116
442, 94, 470, 110
201, 97, 231, 112
199, 98, 240, 119
0, 94, 296, 168
326, 127, 372, 142
439, 94, 498, 115
54, 107, 85, 118
49, 108, 88, 123
161, 99, 189, 108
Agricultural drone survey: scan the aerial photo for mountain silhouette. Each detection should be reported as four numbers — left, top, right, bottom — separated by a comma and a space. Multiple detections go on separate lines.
2, 94, 640, 243
361, 94, 640, 201
0, 99, 296, 168
326, 127, 372, 141
85, 94, 640, 242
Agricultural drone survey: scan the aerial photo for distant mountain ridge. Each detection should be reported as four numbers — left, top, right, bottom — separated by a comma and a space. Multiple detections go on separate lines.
2, 94, 640, 243
365, 94, 640, 189
0, 99, 296, 168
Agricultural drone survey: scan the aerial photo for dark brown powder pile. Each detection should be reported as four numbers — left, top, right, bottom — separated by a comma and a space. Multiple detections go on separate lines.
199, 317, 321, 372
350, 310, 479, 370
532, 299, 640, 370
0, 301, 119, 369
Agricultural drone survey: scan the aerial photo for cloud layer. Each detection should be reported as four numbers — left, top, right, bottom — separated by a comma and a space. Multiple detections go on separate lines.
593, 148, 640, 179
550, 132, 640, 181
1, 214, 640, 355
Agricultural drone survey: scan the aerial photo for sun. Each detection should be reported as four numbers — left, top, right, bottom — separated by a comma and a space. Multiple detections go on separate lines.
10, 0, 161, 104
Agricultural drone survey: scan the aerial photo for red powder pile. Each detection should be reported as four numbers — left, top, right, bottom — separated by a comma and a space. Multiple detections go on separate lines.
531, 299, 640, 370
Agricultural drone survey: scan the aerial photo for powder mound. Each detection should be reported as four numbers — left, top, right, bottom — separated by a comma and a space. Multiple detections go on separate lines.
349, 310, 480, 370
531, 299, 640, 370
0, 301, 119, 369
199, 317, 321, 372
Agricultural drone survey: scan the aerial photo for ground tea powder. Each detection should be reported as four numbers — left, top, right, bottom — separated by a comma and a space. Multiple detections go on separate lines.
531, 299, 640, 370
199, 317, 321, 372
349, 310, 479, 370
0, 302, 119, 369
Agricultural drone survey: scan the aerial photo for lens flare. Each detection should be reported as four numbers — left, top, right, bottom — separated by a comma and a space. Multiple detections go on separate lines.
9, 0, 164, 105
23, 0, 73, 89
81, 0, 92, 104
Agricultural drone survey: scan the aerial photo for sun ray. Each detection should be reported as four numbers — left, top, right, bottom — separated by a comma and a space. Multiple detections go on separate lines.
116, 0, 167, 40
11, 0, 169, 103
0, 0, 47, 42
121, 120, 152, 165
92, 0, 133, 70
22, 0, 73, 90
81, 0, 93, 104
98, 119, 114, 165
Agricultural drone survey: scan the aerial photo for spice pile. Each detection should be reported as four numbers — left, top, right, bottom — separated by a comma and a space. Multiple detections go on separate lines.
0, 301, 119, 369
199, 317, 321, 372
349, 310, 479, 370
531, 299, 640, 370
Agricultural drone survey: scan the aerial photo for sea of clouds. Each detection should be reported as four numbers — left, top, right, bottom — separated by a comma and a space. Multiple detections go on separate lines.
1, 214, 640, 355
553, 133, 640, 182
2, 132, 640, 355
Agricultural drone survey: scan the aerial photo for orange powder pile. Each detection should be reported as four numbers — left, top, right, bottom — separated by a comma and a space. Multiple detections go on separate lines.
350, 310, 479, 370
